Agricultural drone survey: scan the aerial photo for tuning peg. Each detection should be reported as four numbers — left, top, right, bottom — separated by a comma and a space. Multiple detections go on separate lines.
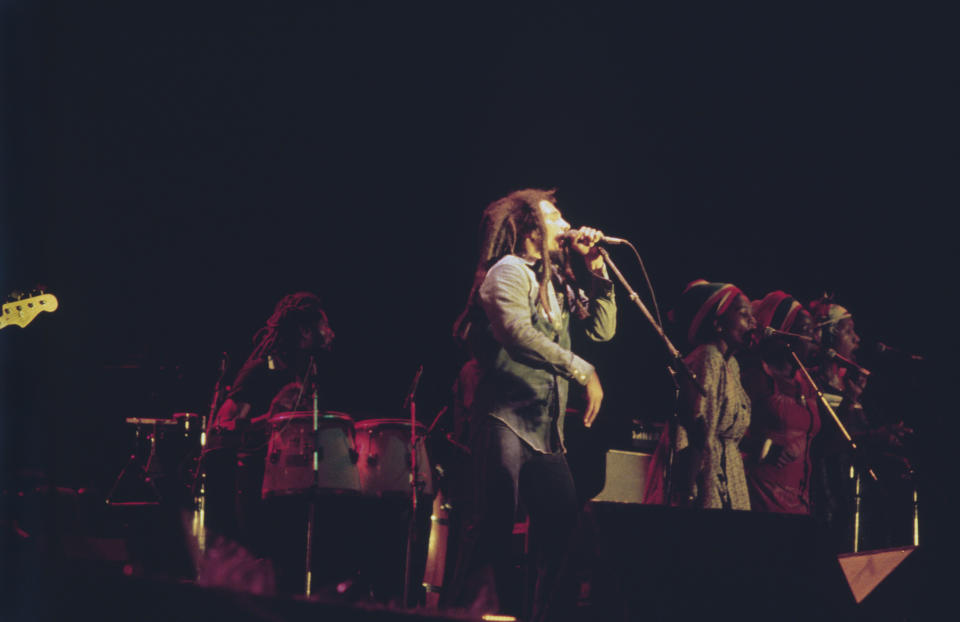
8, 290, 24, 301
32, 285, 49, 296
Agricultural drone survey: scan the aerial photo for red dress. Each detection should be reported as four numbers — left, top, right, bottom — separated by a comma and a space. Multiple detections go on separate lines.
743, 364, 821, 514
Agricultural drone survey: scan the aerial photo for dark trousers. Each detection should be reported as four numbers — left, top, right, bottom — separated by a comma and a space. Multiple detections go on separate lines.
452, 417, 579, 622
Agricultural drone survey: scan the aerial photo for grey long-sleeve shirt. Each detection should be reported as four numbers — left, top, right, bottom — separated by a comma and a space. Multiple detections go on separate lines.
472, 254, 617, 453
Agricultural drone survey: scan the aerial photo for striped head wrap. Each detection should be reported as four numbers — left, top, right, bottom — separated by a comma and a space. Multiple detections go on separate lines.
807, 298, 852, 331
752, 291, 803, 332
672, 279, 745, 347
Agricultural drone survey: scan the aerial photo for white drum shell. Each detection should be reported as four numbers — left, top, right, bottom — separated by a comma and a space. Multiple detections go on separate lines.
354, 419, 434, 496
261, 411, 361, 498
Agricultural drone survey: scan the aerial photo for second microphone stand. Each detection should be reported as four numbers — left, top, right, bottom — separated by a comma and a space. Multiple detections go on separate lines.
788, 346, 880, 552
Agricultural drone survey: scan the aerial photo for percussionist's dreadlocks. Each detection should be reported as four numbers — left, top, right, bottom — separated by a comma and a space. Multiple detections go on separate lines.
247, 292, 328, 367
454, 188, 565, 342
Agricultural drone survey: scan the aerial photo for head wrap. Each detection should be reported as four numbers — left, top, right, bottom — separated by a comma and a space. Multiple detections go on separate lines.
807, 298, 851, 331
672, 279, 744, 347
752, 291, 803, 332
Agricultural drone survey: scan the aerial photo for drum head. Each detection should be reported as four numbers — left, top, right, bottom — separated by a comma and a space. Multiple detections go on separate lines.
270, 410, 354, 425
261, 411, 361, 498
355, 418, 427, 432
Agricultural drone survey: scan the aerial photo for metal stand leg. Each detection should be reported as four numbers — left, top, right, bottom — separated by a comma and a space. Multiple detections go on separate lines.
852, 468, 862, 553
305, 500, 315, 597
105, 452, 140, 504
106, 424, 162, 506
403, 489, 418, 606
912, 486, 920, 546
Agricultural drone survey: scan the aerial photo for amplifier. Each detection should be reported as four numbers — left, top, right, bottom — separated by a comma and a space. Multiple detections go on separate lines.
591, 449, 650, 504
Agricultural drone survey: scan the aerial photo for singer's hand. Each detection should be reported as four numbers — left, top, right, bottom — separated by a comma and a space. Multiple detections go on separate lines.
566, 227, 605, 272
775, 446, 799, 468
883, 421, 914, 447
583, 371, 603, 428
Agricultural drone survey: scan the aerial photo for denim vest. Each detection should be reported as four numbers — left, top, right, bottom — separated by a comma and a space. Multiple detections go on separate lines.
471, 255, 616, 453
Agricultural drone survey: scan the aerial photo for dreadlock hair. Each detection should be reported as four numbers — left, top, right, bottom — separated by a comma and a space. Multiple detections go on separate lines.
453, 188, 558, 343
247, 292, 328, 367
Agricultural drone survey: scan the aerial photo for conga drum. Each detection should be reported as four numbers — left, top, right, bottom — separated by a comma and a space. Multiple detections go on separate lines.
354, 419, 434, 497
261, 411, 361, 498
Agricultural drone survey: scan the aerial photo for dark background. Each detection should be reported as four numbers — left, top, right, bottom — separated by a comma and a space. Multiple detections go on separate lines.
2, 2, 955, 551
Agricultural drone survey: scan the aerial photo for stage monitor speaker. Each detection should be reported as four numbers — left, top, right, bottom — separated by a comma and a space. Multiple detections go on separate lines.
836, 546, 942, 620
838, 546, 917, 603
590, 450, 650, 504
574, 502, 857, 622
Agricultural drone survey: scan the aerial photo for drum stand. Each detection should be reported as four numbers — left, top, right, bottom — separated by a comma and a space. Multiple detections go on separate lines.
106, 418, 168, 506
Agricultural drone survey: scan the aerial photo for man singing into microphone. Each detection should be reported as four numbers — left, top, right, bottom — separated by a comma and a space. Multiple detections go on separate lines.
449, 189, 616, 621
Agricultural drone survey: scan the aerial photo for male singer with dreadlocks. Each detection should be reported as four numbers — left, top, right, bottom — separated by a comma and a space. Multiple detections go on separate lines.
449, 189, 616, 621
203, 292, 335, 582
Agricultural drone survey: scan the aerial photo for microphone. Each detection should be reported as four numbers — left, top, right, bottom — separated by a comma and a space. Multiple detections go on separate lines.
762, 326, 815, 343
559, 229, 629, 245
825, 349, 871, 377
876, 342, 925, 361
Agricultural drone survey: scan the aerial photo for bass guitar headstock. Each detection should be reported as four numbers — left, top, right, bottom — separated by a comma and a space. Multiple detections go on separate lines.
1, 291, 59, 330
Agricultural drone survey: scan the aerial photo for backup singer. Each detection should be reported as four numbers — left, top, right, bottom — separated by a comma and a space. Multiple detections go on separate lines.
742, 291, 821, 514
666, 280, 755, 510
450, 189, 616, 621
807, 297, 911, 551
807, 297, 868, 550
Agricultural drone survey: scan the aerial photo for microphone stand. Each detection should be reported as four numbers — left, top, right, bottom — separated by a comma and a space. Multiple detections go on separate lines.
299, 356, 318, 597
402, 365, 423, 607
788, 347, 879, 553
789, 348, 877, 481
425, 406, 447, 436
596, 247, 704, 504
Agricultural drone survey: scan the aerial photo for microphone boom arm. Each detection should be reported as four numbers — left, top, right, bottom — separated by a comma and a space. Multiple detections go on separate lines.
597, 247, 705, 396
789, 347, 878, 482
